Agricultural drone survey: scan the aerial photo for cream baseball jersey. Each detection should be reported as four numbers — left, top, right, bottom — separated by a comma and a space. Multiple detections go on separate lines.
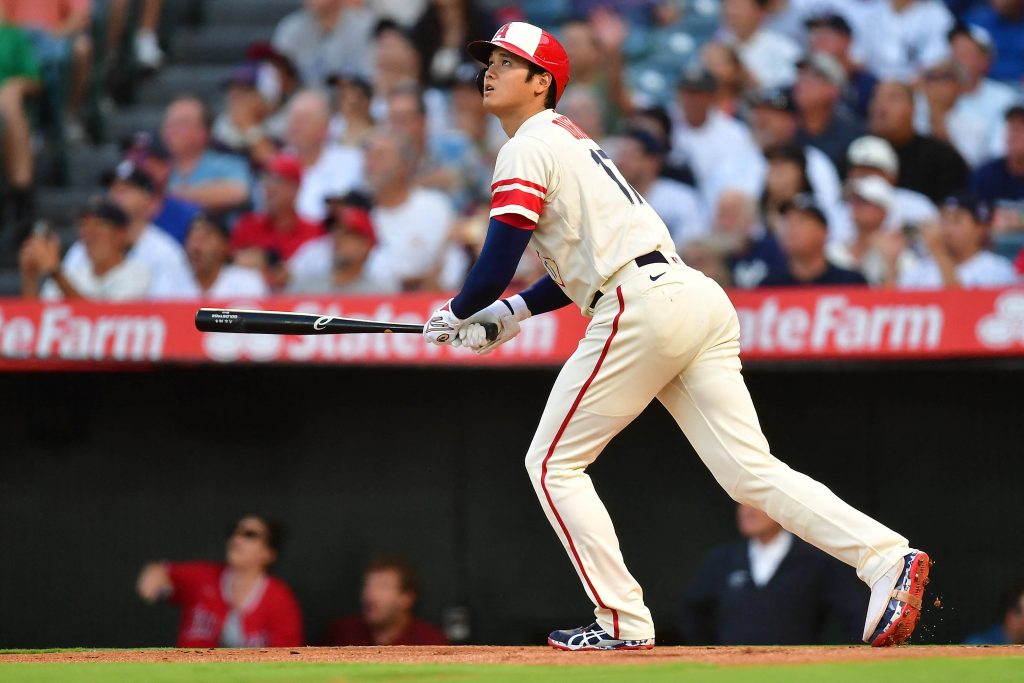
488, 109, 674, 313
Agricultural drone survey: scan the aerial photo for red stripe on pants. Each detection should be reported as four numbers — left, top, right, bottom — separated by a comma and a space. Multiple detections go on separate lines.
540, 286, 626, 639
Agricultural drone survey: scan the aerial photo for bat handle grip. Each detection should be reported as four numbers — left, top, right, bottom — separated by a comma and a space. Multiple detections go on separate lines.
481, 322, 499, 342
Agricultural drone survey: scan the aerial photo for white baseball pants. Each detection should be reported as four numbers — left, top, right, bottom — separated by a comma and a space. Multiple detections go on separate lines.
525, 258, 910, 640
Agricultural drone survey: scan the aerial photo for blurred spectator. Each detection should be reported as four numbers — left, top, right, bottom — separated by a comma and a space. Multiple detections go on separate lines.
962, 0, 1024, 82
670, 64, 764, 206
613, 129, 706, 247
559, 11, 632, 131
711, 188, 785, 288
679, 239, 732, 288
868, 81, 968, 204
136, 515, 303, 647
749, 89, 842, 218
700, 40, 752, 119
372, 20, 423, 110
759, 143, 813, 234
362, 129, 462, 290
126, 131, 201, 245
965, 582, 1024, 645
899, 194, 1019, 288
680, 504, 866, 645
970, 104, 1024, 229
231, 153, 324, 288
271, 0, 376, 86
162, 96, 254, 213
327, 72, 376, 148
630, 105, 694, 185
719, 0, 801, 89
211, 63, 278, 167
368, 0, 430, 27
387, 84, 482, 208
321, 555, 446, 646
3, 0, 93, 141
857, 0, 954, 81
409, 0, 494, 88
914, 60, 992, 167
947, 23, 1017, 132
20, 197, 150, 300
288, 192, 398, 294
285, 89, 364, 223
167, 214, 267, 299
793, 52, 865, 173
759, 194, 868, 286
245, 42, 302, 142
105, 0, 165, 71
449, 62, 505, 171
0, 13, 40, 239
559, 85, 609, 143
805, 13, 877, 120
827, 176, 918, 286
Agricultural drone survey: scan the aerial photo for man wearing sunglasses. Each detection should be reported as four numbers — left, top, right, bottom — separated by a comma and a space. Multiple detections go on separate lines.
136, 515, 303, 647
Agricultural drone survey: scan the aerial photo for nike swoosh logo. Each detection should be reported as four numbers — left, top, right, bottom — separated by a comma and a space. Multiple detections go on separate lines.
650, 272, 666, 281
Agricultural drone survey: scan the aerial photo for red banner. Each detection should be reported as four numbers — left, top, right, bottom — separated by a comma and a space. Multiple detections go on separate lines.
0, 288, 1022, 369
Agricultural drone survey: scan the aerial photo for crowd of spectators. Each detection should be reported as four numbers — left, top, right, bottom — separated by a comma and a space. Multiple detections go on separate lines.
7, 0, 1024, 301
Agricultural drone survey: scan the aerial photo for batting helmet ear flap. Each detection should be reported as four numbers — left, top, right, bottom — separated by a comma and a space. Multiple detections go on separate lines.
476, 68, 487, 96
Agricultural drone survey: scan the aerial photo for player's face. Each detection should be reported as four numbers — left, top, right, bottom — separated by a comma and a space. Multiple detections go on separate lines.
361, 569, 415, 629
481, 49, 542, 114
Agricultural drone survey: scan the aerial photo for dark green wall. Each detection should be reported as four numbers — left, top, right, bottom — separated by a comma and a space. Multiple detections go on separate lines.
1, 363, 1021, 647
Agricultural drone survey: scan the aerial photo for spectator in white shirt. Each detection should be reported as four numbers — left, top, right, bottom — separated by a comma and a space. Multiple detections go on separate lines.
913, 60, 993, 168
288, 192, 398, 294
62, 164, 192, 298
20, 198, 151, 301
613, 129, 707, 248
362, 129, 463, 291
285, 89, 364, 223
670, 64, 765, 209
174, 214, 268, 299
720, 0, 802, 88
857, 0, 954, 81
948, 22, 1019, 158
271, 0, 376, 86
899, 194, 1019, 289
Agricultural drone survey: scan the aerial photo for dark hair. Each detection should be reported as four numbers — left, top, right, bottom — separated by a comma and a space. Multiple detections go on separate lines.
633, 106, 674, 147
526, 62, 557, 109
366, 555, 420, 595
1001, 582, 1024, 616
229, 515, 286, 556
169, 94, 213, 131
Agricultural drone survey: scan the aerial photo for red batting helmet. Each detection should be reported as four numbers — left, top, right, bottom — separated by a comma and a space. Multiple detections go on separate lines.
467, 22, 571, 104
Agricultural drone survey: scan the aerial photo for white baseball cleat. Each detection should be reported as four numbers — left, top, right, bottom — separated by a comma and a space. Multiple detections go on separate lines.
863, 550, 932, 646
548, 622, 654, 651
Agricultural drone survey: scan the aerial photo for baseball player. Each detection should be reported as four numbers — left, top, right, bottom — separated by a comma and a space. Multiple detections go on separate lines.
423, 22, 930, 650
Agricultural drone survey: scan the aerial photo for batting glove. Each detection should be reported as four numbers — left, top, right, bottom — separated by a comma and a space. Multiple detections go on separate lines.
459, 295, 531, 355
424, 299, 464, 346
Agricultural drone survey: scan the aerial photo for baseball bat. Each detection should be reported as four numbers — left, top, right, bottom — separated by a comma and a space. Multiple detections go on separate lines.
194, 308, 498, 341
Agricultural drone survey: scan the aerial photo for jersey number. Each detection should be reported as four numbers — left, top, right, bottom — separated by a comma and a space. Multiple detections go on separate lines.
590, 149, 643, 205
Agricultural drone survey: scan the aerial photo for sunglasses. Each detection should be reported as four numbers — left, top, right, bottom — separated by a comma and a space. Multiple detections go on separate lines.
229, 526, 266, 541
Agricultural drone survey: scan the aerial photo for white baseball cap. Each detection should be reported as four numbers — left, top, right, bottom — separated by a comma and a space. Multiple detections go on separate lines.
848, 175, 894, 211
847, 135, 899, 176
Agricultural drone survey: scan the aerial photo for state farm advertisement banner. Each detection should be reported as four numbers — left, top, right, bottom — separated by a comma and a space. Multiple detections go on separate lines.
0, 288, 1023, 369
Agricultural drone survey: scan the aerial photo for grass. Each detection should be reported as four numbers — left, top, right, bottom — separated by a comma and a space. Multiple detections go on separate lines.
1, 657, 1022, 683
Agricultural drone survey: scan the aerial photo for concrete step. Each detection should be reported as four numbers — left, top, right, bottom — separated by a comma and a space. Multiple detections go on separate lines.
172, 26, 272, 65
135, 64, 233, 109
66, 144, 122, 188
106, 106, 166, 142
0, 268, 21, 295
37, 187, 101, 229
204, 0, 296, 26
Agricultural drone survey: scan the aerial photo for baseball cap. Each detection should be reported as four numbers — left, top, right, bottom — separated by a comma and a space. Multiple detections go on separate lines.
677, 63, 717, 92
325, 70, 373, 98
467, 22, 571, 104
948, 22, 994, 55
797, 52, 847, 88
223, 62, 259, 89
265, 153, 303, 184
943, 194, 992, 224
1005, 101, 1024, 121
748, 86, 796, 113
847, 135, 899, 175
127, 130, 170, 161
624, 128, 668, 157
781, 193, 828, 228
80, 196, 130, 228
805, 13, 852, 36
246, 41, 298, 77
102, 161, 157, 193
764, 142, 807, 167
336, 207, 376, 245
848, 176, 895, 211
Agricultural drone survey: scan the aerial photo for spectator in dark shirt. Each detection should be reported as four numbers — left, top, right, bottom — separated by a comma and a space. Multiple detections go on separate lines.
680, 504, 866, 645
971, 103, 1024, 231
868, 80, 968, 204
794, 52, 865, 174
759, 194, 868, 287
805, 13, 877, 120
124, 131, 202, 246
713, 188, 786, 289
321, 555, 447, 646
965, 581, 1024, 645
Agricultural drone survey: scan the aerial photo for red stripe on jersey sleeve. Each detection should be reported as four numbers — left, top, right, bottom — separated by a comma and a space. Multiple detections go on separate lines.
491, 188, 544, 215
494, 212, 537, 230
491, 178, 547, 195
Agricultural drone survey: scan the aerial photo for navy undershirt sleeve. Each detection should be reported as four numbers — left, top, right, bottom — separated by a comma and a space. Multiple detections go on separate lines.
519, 274, 573, 315
450, 217, 534, 319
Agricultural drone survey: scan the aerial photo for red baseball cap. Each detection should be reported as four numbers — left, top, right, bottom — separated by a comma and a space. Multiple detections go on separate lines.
338, 207, 375, 245
266, 153, 303, 184
467, 22, 570, 104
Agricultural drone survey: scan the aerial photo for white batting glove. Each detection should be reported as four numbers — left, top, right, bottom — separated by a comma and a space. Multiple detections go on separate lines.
459, 295, 532, 355
424, 299, 464, 346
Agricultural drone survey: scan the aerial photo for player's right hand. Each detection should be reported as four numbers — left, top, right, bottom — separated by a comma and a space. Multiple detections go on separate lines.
460, 295, 531, 355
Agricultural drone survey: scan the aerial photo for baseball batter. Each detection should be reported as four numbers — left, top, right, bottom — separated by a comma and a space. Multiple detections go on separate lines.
423, 22, 930, 650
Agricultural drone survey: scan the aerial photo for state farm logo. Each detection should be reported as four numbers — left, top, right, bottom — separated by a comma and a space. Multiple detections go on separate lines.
976, 291, 1024, 349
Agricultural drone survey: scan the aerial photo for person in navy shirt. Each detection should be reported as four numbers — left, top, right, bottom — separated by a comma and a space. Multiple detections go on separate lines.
963, 1, 1024, 81
970, 103, 1024, 205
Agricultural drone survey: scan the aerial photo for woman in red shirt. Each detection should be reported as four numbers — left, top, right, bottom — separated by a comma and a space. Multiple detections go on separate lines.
136, 515, 304, 647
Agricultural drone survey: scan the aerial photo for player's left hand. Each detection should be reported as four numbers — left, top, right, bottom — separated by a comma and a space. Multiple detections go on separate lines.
424, 299, 464, 346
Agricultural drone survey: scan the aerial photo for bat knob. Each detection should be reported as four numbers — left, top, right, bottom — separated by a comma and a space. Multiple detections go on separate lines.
481, 322, 499, 342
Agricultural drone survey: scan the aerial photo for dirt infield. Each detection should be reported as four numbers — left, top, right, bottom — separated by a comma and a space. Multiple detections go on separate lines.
3, 645, 1021, 666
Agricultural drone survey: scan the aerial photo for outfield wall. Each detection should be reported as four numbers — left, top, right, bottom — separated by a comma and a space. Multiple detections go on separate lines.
1, 363, 1020, 647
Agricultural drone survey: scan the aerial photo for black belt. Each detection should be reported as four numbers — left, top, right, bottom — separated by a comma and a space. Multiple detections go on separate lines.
589, 251, 669, 309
